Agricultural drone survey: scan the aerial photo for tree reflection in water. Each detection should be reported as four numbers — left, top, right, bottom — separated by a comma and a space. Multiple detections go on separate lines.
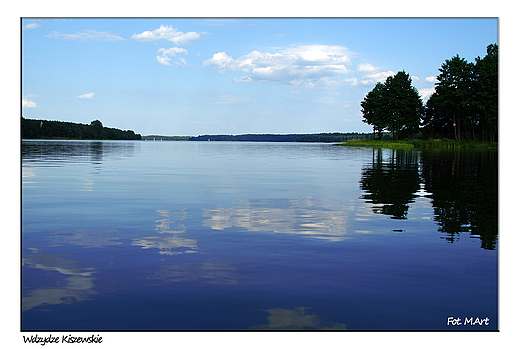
359, 148, 498, 250
422, 149, 498, 250
360, 148, 421, 220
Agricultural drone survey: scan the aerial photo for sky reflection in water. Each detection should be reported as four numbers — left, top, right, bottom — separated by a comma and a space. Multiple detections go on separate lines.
21, 140, 498, 330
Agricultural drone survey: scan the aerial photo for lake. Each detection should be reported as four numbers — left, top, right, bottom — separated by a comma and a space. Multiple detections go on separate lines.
21, 140, 498, 331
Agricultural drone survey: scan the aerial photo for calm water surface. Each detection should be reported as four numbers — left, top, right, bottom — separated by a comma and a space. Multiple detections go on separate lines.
21, 140, 498, 330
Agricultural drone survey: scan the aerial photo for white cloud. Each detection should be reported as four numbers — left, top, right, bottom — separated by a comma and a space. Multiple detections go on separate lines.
360, 71, 395, 85
203, 45, 354, 88
23, 23, 41, 30
357, 63, 378, 73
156, 55, 170, 66
202, 52, 237, 73
345, 77, 359, 86
131, 25, 201, 45
22, 99, 36, 108
156, 47, 188, 66
76, 92, 95, 99
425, 76, 438, 83
355, 63, 398, 86
176, 58, 188, 67
419, 87, 436, 101
47, 30, 124, 41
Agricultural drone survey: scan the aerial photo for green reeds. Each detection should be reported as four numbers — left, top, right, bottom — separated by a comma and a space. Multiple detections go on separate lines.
337, 139, 498, 149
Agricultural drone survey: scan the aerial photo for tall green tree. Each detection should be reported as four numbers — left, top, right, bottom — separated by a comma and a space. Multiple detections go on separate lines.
425, 44, 498, 141
384, 71, 424, 140
360, 82, 386, 139
474, 44, 498, 142
361, 71, 424, 140
423, 91, 450, 139
432, 55, 475, 141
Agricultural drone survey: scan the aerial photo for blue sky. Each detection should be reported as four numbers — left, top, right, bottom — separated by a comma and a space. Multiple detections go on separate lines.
21, 18, 497, 136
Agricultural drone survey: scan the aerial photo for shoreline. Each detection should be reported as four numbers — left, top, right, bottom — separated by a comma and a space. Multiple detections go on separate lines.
336, 139, 498, 149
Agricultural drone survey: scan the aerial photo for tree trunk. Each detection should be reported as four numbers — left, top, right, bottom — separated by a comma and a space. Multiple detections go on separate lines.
453, 111, 458, 141
456, 114, 461, 141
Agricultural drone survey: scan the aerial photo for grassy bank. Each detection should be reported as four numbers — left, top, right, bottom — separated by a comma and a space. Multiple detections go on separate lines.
337, 139, 498, 149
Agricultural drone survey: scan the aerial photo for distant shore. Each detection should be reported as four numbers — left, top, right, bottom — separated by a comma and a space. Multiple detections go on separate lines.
337, 139, 498, 149
143, 133, 372, 143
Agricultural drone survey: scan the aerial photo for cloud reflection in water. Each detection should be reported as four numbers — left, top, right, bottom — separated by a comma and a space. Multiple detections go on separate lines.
131, 235, 198, 256
22, 253, 96, 311
132, 208, 198, 255
251, 306, 346, 330
203, 197, 353, 241
50, 229, 122, 248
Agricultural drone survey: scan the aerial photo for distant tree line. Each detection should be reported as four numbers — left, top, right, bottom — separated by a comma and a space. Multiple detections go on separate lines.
21, 118, 141, 140
142, 135, 191, 141
361, 44, 498, 142
188, 133, 372, 142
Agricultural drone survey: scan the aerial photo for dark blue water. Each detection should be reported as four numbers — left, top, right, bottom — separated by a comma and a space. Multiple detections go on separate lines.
21, 140, 498, 330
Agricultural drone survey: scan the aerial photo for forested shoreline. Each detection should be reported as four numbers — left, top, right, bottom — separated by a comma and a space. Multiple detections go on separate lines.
361, 44, 498, 142
186, 133, 371, 142
21, 118, 142, 140
21, 118, 371, 142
